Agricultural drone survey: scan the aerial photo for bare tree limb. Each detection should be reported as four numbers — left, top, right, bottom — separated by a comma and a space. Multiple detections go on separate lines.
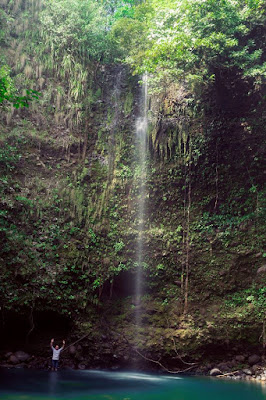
134, 347, 196, 374
63, 332, 90, 353
216, 371, 239, 377
114, 329, 197, 375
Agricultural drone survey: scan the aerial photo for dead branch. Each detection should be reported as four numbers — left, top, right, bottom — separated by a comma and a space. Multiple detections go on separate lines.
63, 332, 90, 352
216, 370, 239, 377
114, 328, 197, 375
171, 336, 198, 366
134, 347, 196, 374
165, 317, 198, 366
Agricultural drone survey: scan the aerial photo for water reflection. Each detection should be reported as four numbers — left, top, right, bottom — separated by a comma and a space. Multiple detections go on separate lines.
49, 371, 58, 396
0, 369, 265, 400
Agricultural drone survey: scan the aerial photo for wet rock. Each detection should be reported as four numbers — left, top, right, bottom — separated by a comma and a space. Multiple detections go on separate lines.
64, 361, 76, 369
8, 354, 19, 364
248, 354, 260, 366
64, 366, 75, 370
251, 364, 262, 374
111, 365, 120, 370
14, 351, 30, 362
242, 369, 252, 375
15, 363, 27, 369
210, 368, 222, 376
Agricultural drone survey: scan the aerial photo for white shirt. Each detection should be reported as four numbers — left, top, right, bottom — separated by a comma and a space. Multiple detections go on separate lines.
52, 346, 63, 360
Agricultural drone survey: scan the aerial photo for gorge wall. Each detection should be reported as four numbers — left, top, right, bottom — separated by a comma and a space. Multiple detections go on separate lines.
0, 0, 265, 370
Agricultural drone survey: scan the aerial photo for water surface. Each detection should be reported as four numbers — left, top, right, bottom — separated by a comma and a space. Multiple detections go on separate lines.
0, 369, 265, 400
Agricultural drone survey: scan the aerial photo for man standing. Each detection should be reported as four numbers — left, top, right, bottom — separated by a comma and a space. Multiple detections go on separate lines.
50, 338, 65, 371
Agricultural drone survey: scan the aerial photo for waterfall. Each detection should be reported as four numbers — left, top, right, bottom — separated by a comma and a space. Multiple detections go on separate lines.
135, 74, 148, 329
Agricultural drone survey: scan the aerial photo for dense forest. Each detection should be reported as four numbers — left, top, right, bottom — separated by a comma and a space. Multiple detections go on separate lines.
0, 0, 265, 372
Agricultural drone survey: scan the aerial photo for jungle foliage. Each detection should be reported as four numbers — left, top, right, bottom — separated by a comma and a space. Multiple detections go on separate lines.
0, 65, 39, 108
111, 0, 266, 88
0, 0, 265, 354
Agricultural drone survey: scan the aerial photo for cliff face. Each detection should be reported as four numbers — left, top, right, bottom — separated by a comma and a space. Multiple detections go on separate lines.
0, 1, 265, 369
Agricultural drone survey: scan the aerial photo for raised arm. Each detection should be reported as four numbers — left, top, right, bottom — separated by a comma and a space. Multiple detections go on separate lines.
62, 340, 65, 349
50, 338, 54, 349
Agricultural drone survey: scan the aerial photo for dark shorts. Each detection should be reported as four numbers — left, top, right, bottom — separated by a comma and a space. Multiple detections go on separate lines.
52, 359, 59, 369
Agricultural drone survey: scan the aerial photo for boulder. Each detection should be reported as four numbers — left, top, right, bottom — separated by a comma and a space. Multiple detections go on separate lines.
217, 363, 230, 372
69, 345, 76, 356
210, 368, 222, 376
248, 355, 261, 366
14, 351, 30, 362
8, 354, 19, 364
235, 355, 245, 363
15, 363, 27, 369
4, 352, 13, 359
226, 361, 235, 368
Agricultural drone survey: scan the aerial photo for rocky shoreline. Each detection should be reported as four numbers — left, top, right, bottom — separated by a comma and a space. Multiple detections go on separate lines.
1, 349, 265, 384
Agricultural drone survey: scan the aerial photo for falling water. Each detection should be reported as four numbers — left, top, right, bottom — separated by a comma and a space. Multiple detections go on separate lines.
135, 74, 148, 328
